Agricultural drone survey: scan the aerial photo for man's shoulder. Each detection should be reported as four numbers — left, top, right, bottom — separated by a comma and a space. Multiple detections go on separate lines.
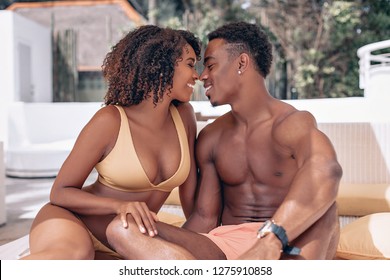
275, 107, 317, 130
203, 112, 232, 132
197, 112, 232, 142
272, 108, 319, 147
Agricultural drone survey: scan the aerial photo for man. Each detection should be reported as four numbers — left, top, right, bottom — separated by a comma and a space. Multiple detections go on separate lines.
106, 21, 342, 260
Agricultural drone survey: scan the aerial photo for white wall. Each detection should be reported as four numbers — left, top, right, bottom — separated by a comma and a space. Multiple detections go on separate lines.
0, 142, 6, 225
191, 96, 390, 124
0, 11, 14, 145
366, 67, 390, 99
12, 11, 52, 102
0, 11, 52, 145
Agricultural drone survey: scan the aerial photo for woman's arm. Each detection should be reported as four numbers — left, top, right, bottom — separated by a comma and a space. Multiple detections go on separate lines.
49, 106, 158, 232
50, 106, 121, 212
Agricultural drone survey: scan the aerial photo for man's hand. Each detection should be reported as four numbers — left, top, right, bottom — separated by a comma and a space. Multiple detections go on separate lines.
238, 234, 282, 260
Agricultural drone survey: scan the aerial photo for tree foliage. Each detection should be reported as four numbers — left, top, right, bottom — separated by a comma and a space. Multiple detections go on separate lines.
0, 0, 12, 9
151, 0, 251, 44
3, 0, 389, 99
151, 0, 389, 99
244, 1, 359, 98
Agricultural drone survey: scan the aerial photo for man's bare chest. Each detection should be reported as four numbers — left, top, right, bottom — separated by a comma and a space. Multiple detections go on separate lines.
214, 133, 297, 187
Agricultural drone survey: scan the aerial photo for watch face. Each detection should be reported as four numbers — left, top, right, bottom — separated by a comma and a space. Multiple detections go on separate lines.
257, 220, 272, 238
258, 220, 299, 254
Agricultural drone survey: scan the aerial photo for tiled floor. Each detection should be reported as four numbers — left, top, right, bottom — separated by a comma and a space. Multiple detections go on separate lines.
0, 173, 97, 246
0, 176, 53, 246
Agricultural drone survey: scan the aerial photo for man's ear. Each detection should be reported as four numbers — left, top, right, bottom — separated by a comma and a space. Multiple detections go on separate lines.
238, 53, 250, 73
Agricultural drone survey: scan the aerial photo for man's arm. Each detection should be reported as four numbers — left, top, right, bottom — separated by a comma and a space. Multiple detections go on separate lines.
273, 111, 342, 240
177, 102, 199, 218
240, 111, 342, 259
182, 125, 223, 233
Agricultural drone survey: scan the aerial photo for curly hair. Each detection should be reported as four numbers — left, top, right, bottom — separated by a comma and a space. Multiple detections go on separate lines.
102, 25, 201, 106
207, 21, 273, 78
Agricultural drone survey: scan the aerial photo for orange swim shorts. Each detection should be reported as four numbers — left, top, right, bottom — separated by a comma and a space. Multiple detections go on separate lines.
202, 222, 262, 260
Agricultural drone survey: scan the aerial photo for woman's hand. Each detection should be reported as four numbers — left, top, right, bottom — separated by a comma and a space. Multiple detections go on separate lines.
117, 201, 159, 236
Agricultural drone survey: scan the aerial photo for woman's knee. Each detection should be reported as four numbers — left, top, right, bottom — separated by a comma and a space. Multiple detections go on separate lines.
75, 245, 95, 259
27, 238, 95, 260
28, 203, 95, 259
53, 244, 94, 260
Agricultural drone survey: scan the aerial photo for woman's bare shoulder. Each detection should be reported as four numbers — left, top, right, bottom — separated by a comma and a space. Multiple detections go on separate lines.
176, 102, 196, 120
86, 105, 120, 127
78, 105, 122, 142
175, 102, 197, 134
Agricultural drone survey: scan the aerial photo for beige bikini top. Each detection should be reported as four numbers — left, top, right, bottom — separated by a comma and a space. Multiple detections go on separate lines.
95, 105, 190, 192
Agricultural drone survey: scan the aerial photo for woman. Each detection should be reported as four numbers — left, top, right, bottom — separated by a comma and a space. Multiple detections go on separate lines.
21, 25, 201, 259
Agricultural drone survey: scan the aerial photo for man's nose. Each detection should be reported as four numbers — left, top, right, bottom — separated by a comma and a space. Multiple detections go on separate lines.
199, 70, 208, 82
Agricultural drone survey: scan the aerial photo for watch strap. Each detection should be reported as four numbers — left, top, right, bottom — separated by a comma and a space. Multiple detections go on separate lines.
283, 245, 301, 255
269, 221, 301, 256
270, 223, 287, 247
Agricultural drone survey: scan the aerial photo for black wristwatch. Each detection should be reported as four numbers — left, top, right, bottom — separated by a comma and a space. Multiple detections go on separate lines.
257, 220, 301, 255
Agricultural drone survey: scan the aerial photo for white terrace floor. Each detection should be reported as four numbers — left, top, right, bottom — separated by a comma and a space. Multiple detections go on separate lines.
0, 173, 97, 246
0, 176, 53, 246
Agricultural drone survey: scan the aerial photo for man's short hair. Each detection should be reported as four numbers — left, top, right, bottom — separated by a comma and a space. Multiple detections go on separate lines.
207, 21, 273, 78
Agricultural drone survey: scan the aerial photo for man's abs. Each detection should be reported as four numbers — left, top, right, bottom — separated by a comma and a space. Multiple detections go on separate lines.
220, 183, 285, 225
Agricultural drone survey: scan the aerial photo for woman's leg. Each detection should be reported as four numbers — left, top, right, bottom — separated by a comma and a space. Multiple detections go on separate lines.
20, 203, 95, 260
